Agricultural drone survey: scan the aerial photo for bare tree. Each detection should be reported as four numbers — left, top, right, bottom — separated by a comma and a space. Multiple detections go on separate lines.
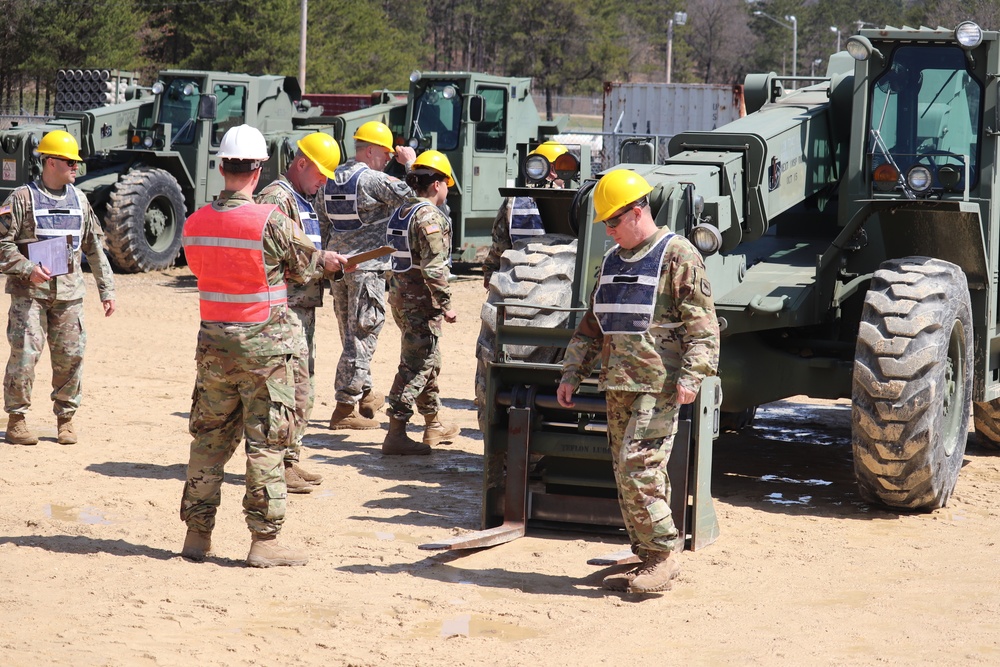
685, 0, 757, 84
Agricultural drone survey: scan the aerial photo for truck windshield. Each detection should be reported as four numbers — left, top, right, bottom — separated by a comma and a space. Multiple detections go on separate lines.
410, 82, 461, 151
867, 45, 982, 190
158, 77, 202, 146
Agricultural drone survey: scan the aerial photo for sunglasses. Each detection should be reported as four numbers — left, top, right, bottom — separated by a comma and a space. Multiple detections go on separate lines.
48, 156, 80, 167
603, 206, 633, 229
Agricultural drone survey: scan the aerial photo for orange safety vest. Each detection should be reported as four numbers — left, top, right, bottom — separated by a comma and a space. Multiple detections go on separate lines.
182, 202, 287, 323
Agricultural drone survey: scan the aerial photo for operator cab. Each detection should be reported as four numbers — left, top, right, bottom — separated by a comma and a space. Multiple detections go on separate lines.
859, 23, 984, 198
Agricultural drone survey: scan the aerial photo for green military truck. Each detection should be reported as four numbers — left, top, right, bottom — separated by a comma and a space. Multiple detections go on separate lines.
442, 21, 1000, 554
0, 69, 562, 272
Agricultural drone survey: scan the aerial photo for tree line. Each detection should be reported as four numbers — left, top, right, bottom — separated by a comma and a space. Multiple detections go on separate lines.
0, 0, 996, 116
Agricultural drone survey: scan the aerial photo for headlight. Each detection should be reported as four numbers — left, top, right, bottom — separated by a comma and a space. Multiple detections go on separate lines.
143, 136, 154, 148
955, 22, 983, 49
523, 155, 550, 181
846, 36, 873, 61
690, 224, 723, 256
442, 85, 457, 100
151, 81, 164, 95
907, 166, 932, 192
409, 70, 421, 83
938, 165, 962, 190
408, 137, 419, 149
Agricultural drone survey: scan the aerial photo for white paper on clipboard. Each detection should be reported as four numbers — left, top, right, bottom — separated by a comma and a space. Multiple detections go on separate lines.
27, 237, 70, 276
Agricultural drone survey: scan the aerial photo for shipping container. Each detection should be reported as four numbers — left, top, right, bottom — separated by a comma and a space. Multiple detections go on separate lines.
601, 82, 745, 167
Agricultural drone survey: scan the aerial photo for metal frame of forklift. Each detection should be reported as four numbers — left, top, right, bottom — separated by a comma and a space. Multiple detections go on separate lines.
419, 304, 721, 554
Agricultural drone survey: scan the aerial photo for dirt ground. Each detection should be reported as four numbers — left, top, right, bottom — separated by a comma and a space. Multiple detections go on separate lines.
1, 268, 999, 667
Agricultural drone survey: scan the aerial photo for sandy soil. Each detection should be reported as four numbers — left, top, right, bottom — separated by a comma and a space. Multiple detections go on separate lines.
1, 268, 999, 667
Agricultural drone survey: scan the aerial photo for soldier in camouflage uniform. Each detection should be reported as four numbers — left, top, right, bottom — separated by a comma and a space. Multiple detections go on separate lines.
179, 125, 349, 568
557, 170, 719, 594
255, 132, 341, 494
482, 141, 568, 287
383, 150, 460, 455
318, 121, 416, 431
0, 130, 116, 446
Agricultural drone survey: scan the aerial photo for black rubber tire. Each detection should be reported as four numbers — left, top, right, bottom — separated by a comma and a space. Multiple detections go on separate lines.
104, 167, 186, 273
972, 400, 1000, 451
475, 234, 577, 432
852, 257, 972, 510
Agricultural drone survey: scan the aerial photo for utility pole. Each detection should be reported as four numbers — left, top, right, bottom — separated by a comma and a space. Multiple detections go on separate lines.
299, 0, 308, 94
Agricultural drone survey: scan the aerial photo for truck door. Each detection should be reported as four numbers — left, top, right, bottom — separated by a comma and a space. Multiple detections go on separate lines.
462, 85, 511, 248
204, 82, 248, 201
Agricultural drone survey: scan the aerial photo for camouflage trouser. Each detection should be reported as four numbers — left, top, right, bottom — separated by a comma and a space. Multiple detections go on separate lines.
285, 305, 316, 463
331, 270, 385, 405
4, 295, 85, 417
180, 349, 295, 537
386, 299, 442, 421
605, 390, 680, 557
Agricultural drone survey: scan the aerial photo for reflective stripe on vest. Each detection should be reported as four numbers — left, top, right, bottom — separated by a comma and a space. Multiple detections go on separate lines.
274, 180, 322, 249
386, 202, 432, 273
29, 182, 83, 251
509, 196, 545, 244
324, 165, 368, 232
595, 231, 676, 335
182, 202, 287, 323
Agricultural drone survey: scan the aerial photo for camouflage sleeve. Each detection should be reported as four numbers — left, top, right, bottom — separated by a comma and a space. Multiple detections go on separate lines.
667, 239, 720, 393
559, 299, 604, 389
483, 198, 513, 283
79, 202, 115, 301
255, 186, 298, 223
357, 171, 412, 225
412, 206, 452, 311
0, 189, 36, 279
264, 209, 322, 285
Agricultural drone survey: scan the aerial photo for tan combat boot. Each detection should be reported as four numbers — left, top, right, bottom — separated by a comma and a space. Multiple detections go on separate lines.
628, 550, 681, 593
382, 417, 431, 456
602, 560, 644, 592
180, 529, 212, 562
246, 534, 308, 568
283, 461, 314, 494
422, 412, 460, 446
4, 414, 38, 445
290, 461, 323, 485
57, 416, 77, 445
358, 388, 385, 419
328, 402, 379, 430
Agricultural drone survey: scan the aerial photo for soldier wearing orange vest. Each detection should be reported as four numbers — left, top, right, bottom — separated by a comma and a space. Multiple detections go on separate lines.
179, 125, 349, 568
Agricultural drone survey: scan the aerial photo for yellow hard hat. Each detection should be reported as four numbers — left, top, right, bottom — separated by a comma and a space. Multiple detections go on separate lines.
297, 132, 341, 179
528, 140, 568, 163
412, 150, 454, 187
353, 121, 394, 151
37, 129, 82, 162
593, 169, 653, 222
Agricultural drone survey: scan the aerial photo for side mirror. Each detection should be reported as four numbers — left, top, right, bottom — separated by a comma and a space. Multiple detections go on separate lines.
198, 94, 218, 121
467, 94, 485, 124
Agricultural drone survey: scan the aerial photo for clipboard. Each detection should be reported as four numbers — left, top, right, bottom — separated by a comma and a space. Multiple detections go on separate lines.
27, 237, 70, 277
344, 245, 395, 268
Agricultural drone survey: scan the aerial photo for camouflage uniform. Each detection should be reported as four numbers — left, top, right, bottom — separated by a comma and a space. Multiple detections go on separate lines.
318, 160, 410, 406
255, 176, 326, 462
180, 191, 325, 537
0, 182, 115, 418
560, 227, 719, 557
386, 197, 453, 420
